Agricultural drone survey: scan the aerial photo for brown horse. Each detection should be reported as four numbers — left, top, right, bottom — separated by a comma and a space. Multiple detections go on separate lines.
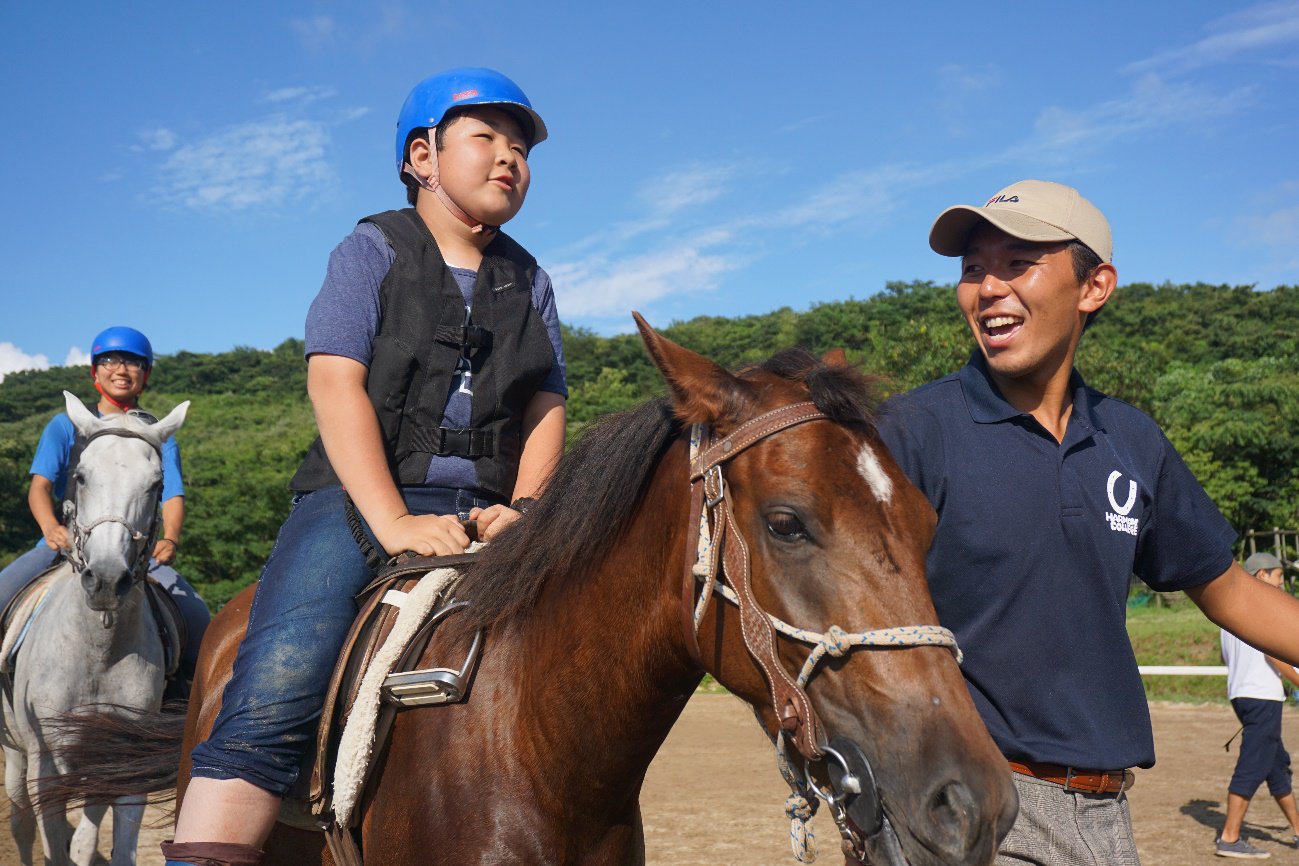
62, 319, 1016, 864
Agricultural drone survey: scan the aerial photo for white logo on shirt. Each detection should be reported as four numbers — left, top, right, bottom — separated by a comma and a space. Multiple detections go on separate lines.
1105, 471, 1139, 536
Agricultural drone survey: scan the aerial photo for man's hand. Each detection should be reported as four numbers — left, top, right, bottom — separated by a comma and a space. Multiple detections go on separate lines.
376, 513, 471, 557
152, 538, 179, 565
469, 504, 522, 542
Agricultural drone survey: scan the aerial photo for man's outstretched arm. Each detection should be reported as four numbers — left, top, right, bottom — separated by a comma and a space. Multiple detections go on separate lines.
1188, 562, 1299, 665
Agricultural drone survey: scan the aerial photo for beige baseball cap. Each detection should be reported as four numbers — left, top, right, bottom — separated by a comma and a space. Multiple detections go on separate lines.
929, 179, 1112, 263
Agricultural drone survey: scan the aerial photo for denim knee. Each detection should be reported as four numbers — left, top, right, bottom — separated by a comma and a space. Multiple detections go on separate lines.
190, 487, 378, 794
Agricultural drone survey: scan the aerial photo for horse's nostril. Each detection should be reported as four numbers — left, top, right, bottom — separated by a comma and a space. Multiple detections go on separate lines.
114, 573, 135, 595
923, 779, 980, 856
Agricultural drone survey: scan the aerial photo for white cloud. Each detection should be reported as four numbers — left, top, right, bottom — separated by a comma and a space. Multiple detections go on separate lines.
1026, 74, 1250, 157
150, 117, 333, 212
937, 63, 1000, 93
290, 14, 337, 51
135, 128, 178, 152
641, 164, 734, 216
262, 85, 336, 106
777, 112, 835, 135
335, 106, 372, 124
64, 346, 92, 367
0, 343, 50, 384
550, 235, 742, 319
1240, 204, 1299, 247
770, 163, 950, 231
548, 159, 957, 322
1127, 0, 1299, 76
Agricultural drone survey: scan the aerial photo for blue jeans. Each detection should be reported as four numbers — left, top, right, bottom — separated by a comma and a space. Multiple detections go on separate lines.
0, 539, 211, 670
189, 484, 496, 796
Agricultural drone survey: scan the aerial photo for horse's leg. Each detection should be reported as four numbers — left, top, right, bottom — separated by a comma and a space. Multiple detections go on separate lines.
108, 796, 146, 866
30, 748, 74, 866
4, 744, 37, 866
69, 801, 105, 866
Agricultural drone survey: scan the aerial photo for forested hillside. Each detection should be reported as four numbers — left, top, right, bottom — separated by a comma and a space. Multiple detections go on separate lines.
3, 280, 1297, 607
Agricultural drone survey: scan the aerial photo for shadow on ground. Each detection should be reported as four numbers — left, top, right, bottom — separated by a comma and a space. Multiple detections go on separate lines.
1181, 797, 1294, 846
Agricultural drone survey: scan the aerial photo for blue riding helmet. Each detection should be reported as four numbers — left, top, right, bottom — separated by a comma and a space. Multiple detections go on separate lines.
394, 67, 547, 176
91, 326, 154, 368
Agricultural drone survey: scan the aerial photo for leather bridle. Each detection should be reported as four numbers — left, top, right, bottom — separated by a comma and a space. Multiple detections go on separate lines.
681, 401, 962, 863
65, 426, 162, 589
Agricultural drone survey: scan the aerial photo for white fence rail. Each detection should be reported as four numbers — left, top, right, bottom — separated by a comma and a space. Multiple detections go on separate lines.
1137, 666, 1227, 676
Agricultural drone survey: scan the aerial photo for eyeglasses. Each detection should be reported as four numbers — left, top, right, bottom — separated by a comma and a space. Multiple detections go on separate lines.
95, 354, 147, 372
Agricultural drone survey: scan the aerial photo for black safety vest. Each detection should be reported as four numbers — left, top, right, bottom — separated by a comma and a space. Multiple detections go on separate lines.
290, 209, 556, 501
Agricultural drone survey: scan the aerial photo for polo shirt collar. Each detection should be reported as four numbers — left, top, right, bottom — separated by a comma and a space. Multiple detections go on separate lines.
957, 351, 1103, 435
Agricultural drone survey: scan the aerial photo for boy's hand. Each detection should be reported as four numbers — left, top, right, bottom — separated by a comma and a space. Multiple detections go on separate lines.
42, 524, 69, 551
468, 504, 522, 542
377, 513, 470, 557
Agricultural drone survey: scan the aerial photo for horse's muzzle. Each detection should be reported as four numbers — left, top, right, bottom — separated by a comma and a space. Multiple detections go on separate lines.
80, 567, 135, 610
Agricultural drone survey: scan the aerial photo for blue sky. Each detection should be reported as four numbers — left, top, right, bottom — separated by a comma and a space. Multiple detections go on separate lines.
2, 1, 1297, 379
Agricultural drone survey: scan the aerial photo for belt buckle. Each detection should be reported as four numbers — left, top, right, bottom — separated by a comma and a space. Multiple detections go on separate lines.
1064, 765, 1076, 792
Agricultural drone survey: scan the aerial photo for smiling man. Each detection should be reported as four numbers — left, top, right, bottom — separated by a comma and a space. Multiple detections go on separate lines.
875, 180, 1299, 865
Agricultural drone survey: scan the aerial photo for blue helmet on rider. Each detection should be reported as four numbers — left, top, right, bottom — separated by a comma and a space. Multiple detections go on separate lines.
91, 326, 154, 369
395, 67, 547, 177
395, 68, 546, 234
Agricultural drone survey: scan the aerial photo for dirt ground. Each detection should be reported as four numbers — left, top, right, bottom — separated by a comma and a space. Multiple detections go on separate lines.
2, 697, 1294, 865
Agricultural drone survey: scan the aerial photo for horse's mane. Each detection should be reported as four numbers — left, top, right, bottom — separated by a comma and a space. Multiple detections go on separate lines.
456, 347, 879, 632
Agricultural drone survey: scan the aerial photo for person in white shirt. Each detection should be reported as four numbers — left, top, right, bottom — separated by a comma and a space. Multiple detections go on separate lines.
1217, 552, 1299, 859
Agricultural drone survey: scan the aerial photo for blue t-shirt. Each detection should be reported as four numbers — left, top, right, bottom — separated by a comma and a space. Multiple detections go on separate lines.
875, 353, 1235, 770
30, 411, 185, 502
304, 222, 568, 491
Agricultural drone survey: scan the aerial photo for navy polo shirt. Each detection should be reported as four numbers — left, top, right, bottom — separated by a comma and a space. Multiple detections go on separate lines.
876, 353, 1235, 770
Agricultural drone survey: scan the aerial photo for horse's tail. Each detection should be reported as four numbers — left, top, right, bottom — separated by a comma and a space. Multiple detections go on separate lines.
33, 700, 187, 811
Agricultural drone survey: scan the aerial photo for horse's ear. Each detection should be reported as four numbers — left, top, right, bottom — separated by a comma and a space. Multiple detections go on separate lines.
633, 312, 749, 424
822, 347, 849, 368
151, 401, 191, 443
64, 391, 100, 438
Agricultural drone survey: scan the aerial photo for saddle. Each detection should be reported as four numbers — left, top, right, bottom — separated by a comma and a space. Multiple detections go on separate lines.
0, 559, 186, 695
278, 550, 483, 861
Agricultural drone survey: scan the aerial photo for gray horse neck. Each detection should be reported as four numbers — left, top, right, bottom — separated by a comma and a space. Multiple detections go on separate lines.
51, 574, 152, 661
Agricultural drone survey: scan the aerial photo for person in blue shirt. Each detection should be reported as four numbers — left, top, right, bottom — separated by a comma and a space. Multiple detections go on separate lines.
0, 326, 210, 683
163, 68, 567, 866
876, 180, 1299, 866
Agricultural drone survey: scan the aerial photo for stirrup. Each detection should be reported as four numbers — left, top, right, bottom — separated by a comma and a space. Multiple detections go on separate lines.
382, 625, 483, 707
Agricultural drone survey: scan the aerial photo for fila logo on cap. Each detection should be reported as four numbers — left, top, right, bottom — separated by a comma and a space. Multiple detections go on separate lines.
986, 194, 1020, 206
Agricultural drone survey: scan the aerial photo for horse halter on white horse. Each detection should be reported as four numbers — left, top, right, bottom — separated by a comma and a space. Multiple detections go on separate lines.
63, 426, 163, 599
683, 402, 962, 864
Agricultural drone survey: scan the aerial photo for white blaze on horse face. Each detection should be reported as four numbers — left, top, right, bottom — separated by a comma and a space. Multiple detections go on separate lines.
856, 442, 893, 503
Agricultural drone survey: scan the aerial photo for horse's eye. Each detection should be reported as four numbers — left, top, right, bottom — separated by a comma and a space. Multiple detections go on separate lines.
74, 472, 86, 486
766, 510, 810, 542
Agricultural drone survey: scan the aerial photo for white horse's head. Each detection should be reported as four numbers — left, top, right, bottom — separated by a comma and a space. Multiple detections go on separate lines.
63, 391, 190, 611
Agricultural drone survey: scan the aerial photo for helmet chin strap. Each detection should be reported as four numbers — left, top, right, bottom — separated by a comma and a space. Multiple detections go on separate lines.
403, 136, 499, 236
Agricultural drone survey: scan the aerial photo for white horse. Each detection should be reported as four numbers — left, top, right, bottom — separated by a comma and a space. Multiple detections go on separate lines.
2, 392, 188, 866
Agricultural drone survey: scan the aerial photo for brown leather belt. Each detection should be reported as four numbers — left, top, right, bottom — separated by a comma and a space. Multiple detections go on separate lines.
1008, 760, 1132, 794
